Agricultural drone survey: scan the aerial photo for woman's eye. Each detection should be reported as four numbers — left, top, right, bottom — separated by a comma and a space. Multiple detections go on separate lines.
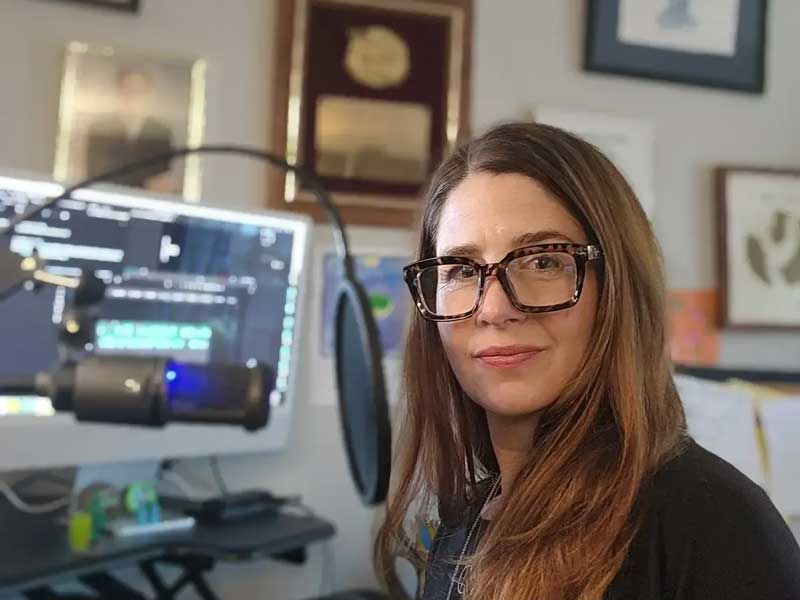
533, 256, 559, 270
444, 265, 476, 281
518, 255, 561, 271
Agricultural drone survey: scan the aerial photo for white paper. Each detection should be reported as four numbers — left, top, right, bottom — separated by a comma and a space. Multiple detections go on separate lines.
618, 0, 740, 57
760, 398, 800, 517
675, 375, 765, 487
534, 107, 656, 218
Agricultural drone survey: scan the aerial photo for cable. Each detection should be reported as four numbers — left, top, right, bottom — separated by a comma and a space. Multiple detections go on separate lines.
9, 471, 72, 494
0, 145, 352, 266
208, 456, 229, 496
157, 469, 197, 499
0, 480, 71, 514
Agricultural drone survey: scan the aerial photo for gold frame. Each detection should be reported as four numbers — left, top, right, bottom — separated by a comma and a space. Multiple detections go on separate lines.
269, 0, 473, 227
54, 41, 207, 201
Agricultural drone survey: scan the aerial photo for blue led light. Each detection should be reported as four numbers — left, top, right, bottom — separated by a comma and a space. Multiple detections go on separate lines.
166, 369, 177, 382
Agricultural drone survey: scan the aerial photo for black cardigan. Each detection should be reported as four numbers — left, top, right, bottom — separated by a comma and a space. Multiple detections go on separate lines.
423, 439, 800, 599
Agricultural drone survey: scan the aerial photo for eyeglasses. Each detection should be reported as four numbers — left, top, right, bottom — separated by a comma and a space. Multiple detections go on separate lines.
403, 243, 603, 322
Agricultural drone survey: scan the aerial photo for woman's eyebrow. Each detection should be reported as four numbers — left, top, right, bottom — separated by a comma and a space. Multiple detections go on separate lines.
511, 230, 577, 246
439, 242, 482, 258
439, 230, 578, 257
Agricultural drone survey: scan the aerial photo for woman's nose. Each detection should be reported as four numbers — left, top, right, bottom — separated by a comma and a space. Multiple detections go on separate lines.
475, 275, 523, 326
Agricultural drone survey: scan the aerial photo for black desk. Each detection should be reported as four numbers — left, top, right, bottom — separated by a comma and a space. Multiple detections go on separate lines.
0, 510, 335, 599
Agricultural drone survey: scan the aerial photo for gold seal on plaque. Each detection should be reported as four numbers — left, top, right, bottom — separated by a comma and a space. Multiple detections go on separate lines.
344, 25, 410, 90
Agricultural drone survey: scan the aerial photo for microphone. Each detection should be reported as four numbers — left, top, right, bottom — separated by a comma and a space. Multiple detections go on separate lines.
5, 358, 273, 431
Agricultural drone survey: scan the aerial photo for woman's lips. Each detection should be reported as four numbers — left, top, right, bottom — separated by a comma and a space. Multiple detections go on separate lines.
474, 345, 543, 369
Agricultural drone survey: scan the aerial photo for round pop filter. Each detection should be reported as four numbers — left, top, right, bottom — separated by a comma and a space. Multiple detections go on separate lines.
333, 276, 391, 506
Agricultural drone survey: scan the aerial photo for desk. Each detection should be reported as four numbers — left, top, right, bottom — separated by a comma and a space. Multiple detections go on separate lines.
0, 509, 335, 599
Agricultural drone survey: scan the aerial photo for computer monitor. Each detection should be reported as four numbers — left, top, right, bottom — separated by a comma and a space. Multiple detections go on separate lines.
0, 171, 311, 470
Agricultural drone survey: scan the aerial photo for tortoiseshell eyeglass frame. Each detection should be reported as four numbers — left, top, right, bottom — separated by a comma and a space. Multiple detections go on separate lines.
402, 243, 604, 322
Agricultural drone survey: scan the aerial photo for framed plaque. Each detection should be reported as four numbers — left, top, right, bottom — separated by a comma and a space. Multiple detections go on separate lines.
717, 167, 800, 329
269, 0, 472, 227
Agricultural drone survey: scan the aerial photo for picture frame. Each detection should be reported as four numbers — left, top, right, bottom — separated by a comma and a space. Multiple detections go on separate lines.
717, 166, 800, 329
269, 0, 473, 228
54, 41, 207, 201
54, 0, 140, 12
584, 0, 768, 94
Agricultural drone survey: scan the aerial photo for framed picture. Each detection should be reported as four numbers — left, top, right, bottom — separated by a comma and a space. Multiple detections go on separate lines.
717, 167, 800, 329
269, 0, 473, 228
53, 0, 140, 12
585, 0, 768, 93
54, 41, 207, 200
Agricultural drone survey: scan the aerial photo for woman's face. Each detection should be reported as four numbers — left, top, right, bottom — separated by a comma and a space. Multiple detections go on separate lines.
435, 172, 599, 419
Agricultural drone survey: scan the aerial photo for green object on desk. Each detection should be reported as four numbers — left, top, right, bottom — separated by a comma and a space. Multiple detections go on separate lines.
124, 481, 157, 513
88, 494, 106, 540
68, 511, 92, 552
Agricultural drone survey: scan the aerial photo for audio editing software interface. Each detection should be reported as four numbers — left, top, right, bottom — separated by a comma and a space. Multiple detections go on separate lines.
0, 180, 302, 416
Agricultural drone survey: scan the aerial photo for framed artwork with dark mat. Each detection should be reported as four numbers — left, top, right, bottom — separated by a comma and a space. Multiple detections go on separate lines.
585, 0, 767, 93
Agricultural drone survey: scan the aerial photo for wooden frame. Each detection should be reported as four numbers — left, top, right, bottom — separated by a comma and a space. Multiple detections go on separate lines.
269, 0, 473, 228
716, 166, 800, 330
585, 0, 768, 94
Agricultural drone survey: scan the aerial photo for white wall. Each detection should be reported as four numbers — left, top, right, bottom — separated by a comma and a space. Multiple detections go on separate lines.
1, 0, 799, 598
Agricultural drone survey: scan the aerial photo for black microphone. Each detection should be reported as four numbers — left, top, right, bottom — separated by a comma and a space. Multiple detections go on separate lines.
14, 357, 273, 431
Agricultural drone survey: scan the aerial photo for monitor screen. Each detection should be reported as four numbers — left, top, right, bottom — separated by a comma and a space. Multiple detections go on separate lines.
0, 172, 311, 468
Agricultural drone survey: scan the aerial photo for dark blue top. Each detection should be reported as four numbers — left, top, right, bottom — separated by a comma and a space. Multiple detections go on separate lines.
422, 439, 800, 599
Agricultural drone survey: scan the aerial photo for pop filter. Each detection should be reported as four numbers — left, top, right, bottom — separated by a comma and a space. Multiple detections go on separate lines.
333, 273, 391, 506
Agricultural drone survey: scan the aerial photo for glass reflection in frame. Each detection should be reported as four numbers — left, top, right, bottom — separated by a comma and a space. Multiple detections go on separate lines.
54, 42, 206, 200
315, 96, 432, 185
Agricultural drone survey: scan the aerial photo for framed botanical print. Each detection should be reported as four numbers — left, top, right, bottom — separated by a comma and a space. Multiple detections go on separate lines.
585, 0, 768, 93
269, 0, 473, 227
717, 167, 800, 329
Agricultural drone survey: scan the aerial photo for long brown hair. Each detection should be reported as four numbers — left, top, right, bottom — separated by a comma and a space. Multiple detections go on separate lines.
375, 122, 687, 599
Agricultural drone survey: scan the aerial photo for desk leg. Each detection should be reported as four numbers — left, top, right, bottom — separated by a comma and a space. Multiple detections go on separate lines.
140, 555, 220, 600
79, 572, 147, 599
140, 559, 170, 599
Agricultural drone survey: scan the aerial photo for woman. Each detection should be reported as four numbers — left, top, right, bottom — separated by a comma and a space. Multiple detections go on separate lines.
375, 122, 800, 599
